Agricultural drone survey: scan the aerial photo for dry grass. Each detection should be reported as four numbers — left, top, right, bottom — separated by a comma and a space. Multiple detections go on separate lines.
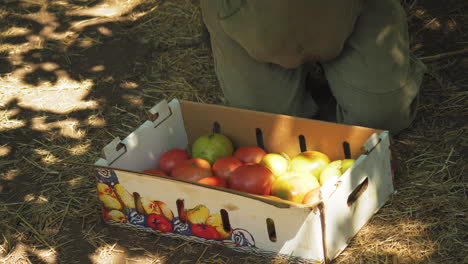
0, 0, 467, 263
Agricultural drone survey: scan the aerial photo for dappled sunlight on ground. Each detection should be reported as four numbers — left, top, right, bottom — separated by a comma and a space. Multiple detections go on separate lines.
0, 0, 466, 263
23, 193, 49, 204
338, 218, 436, 263
31, 117, 86, 139
0, 108, 25, 131
0, 145, 12, 157
33, 148, 60, 164
0, 75, 97, 114
87, 243, 167, 264
0, 242, 57, 264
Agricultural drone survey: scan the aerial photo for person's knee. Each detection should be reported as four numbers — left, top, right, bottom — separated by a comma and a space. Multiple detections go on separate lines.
336, 92, 419, 134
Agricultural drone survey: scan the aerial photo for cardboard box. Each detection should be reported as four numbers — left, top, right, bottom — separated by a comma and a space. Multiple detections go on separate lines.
91, 99, 394, 263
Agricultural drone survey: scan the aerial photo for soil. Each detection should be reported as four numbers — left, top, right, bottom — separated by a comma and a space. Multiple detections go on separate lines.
1, 0, 467, 264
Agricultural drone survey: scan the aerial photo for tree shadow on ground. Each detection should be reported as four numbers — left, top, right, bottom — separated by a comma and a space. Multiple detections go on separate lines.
0, 0, 467, 264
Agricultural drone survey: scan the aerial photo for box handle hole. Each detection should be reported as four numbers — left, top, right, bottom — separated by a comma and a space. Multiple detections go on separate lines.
220, 209, 231, 232
148, 112, 160, 122
347, 178, 369, 207
266, 218, 277, 242
213, 121, 221, 133
343, 141, 351, 159
298, 135, 307, 152
116, 142, 126, 152
255, 128, 265, 149
133, 192, 145, 215
176, 199, 187, 223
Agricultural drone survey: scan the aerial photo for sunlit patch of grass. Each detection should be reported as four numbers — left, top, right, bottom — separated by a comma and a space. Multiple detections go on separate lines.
0, 242, 57, 264
67, 142, 91, 155
23, 194, 49, 204
0, 74, 98, 114
84, 114, 106, 128
33, 148, 60, 164
0, 145, 11, 157
122, 94, 144, 106
88, 243, 131, 264
0, 26, 31, 38
0, 108, 25, 131
31, 117, 86, 139
0, 169, 19, 181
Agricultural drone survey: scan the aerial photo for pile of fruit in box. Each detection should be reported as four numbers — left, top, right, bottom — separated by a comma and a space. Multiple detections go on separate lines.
143, 133, 355, 205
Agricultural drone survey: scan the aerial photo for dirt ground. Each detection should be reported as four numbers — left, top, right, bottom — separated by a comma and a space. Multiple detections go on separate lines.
0, 0, 467, 263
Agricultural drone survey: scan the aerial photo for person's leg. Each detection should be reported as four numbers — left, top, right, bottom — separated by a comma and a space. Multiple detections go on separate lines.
322, 0, 427, 134
200, 0, 317, 118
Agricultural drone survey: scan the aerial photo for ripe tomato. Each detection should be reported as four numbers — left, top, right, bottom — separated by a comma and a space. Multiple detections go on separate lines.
158, 149, 190, 174
228, 164, 275, 195
143, 168, 167, 176
171, 158, 213, 182
212, 156, 243, 181
234, 146, 267, 163
197, 176, 227, 188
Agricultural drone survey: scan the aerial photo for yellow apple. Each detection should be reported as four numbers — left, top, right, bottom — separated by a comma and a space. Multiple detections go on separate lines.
186, 204, 210, 224
260, 153, 289, 177
156, 201, 174, 220
97, 183, 117, 198
107, 210, 127, 223
99, 194, 122, 210
206, 213, 232, 239
141, 197, 162, 215
271, 171, 320, 204
289, 151, 330, 180
114, 184, 135, 209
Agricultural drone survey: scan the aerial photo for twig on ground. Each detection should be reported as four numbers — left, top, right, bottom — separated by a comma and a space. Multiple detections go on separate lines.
420, 47, 468, 62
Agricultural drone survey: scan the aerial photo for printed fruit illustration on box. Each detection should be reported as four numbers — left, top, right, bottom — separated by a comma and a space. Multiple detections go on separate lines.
95, 168, 257, 248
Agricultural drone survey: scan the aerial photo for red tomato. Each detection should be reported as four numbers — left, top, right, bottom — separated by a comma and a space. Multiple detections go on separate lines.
143, 168, 167, 176
212, 156, 243, 181
197, 176, 227, 188
158, 149, 190, 174
171, 158, 213, 182
228, 164, 275, 195
234, 146, 267, 163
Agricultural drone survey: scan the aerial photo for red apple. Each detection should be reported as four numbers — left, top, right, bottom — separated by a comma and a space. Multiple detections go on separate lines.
212, 156, 243, 181
228, 163, 275, 195
191, 224, 221, 240
147, 214, 173, 232
158, 149, 190, 174
197, 176, 227, 188
171, 158, 213, 182
143, 168, 167, 176
234, 146, 267, 163
302, 187, 321, 205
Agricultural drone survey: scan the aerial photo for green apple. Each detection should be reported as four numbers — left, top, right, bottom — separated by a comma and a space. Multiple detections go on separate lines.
319, 165, 342, 186
191, 133, 234, 165
341, 159, 355, 173
260, 153, 289, 177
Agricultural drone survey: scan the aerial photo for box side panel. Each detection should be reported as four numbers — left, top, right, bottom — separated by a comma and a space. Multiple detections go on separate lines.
102, 100, 188, 171
180, 101, 381, 161
115, 171, 324, 256
323, 133, 394, 260
95, 169, 324, 261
